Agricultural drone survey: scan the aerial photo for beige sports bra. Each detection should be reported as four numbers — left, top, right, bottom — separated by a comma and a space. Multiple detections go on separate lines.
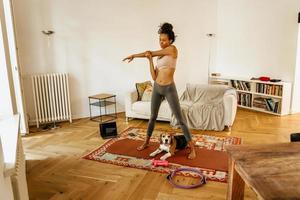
156, 55, 177, 70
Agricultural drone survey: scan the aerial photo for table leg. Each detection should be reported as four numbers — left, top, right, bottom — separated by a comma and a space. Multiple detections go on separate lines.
114, 96, 117, 119
104, 99, 107, 116
99, 99, 102, 122
89, 98, 92, 120
227, 157, 245, 200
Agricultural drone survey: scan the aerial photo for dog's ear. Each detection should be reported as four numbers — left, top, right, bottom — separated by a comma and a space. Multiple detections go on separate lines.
169, 134, 177, 155
160, 134, 163, 144
170, 134, 175, 145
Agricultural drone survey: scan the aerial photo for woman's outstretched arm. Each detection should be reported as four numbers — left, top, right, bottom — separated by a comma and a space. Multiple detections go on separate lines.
145, 51, 157, 81
123, 51, 148, 62
122, 45, 177, 62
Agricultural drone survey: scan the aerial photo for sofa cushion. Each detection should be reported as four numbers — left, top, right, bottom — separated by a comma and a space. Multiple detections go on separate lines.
141, 84, 153, 101
135, 81, 152, 101
132, 100, 171, 119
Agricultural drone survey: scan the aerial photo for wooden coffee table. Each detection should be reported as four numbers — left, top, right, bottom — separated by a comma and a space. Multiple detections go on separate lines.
226, 142, 300, 200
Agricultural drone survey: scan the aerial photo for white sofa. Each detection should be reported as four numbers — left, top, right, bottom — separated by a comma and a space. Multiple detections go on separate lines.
125, 86, 237, 130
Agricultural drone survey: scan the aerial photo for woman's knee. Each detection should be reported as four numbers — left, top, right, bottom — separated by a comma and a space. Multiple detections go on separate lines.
176, 117, 187, 126
149, 114, 158, 122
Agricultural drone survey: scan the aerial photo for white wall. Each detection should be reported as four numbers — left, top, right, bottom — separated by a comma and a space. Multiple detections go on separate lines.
13, 0, 217, 122
215, 0, 300, 82
292, 23, 300, 114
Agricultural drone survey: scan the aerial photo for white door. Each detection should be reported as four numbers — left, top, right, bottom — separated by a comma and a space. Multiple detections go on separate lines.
1, 0, 28, 134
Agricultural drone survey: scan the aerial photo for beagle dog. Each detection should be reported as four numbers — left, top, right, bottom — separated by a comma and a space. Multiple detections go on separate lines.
150, 132, 188, 160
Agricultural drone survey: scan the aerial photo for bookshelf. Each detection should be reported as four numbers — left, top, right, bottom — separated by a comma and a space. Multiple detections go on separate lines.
209, 76, 292, 116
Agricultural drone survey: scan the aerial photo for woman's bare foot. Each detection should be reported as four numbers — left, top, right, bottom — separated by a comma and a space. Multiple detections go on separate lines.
187, 140, 196, 159
137, 142, 149, 151
137, 136, 150, 151
188, 150, 196, 159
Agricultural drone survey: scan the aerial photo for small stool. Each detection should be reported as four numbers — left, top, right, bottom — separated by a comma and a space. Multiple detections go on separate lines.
290, 133, 300, 142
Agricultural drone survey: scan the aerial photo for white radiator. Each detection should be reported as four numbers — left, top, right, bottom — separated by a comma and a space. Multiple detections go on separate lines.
31, 73, 72, 128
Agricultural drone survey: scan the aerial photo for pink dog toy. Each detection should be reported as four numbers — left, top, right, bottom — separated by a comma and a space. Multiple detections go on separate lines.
152, 159, 169, 167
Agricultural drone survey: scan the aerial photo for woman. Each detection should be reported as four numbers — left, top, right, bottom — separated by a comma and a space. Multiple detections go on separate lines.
123, 23, 196, 159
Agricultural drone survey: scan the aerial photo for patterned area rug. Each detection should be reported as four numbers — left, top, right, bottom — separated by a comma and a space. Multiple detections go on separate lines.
83, 127, 241, 183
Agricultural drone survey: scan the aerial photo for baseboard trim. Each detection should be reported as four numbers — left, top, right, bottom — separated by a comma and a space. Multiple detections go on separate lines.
290, 107, 300, 114
28, 112, 126, 126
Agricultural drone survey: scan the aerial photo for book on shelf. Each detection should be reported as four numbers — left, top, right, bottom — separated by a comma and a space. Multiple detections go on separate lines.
252, 97, 281, 113
237, 93, 252, 107
231, 80, 251, 91
253, 97, 267, 110
256, 83, 283, 96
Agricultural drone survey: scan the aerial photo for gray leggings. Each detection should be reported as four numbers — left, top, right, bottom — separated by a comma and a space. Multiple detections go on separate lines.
147, 82, 192, 142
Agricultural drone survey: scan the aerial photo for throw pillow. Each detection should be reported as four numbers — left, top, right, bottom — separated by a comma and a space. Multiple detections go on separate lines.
135, 81, 152, 101
141, 84, 153, 101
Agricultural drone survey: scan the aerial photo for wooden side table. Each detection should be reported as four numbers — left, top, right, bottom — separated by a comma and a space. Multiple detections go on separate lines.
88, 93, 117, 123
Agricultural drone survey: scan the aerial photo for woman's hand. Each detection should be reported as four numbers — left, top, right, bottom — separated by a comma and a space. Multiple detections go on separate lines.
145, 51, 152, 60
122, 55, 134, 63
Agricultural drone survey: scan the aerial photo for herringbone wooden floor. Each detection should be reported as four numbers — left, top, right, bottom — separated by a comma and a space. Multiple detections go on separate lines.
23, 109, 300, 200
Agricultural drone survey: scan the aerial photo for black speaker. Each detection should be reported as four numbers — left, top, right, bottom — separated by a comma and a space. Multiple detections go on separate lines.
99, 121, 117, 139
290, 133, 300, 142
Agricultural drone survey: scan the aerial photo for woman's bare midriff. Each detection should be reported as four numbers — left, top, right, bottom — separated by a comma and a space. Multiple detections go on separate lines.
155, 68, 175, 86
